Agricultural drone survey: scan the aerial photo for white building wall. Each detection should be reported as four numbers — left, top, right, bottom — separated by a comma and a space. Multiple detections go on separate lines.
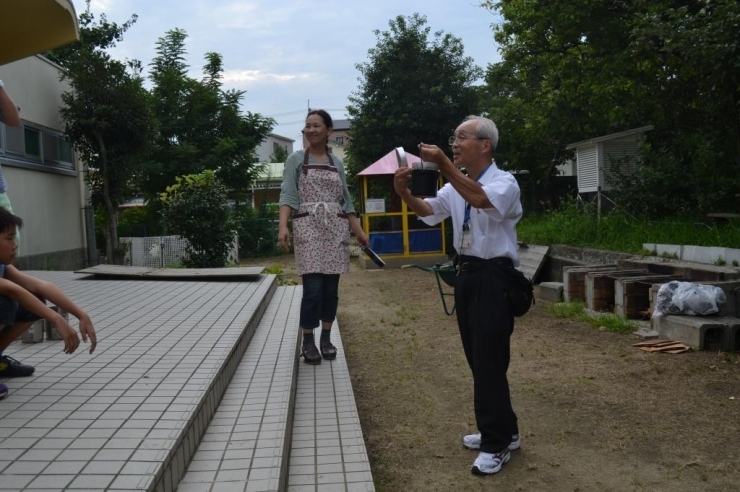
0, 56, 87, 261
255, 134, 294, 162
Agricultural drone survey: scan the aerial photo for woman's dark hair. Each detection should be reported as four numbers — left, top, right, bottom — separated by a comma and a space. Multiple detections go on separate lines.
0, 207, 23, 233
306, 109, 333, 131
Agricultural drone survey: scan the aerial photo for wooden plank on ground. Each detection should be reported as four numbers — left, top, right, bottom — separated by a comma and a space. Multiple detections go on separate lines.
76, 264, 265, 279
516, 243, 550, 283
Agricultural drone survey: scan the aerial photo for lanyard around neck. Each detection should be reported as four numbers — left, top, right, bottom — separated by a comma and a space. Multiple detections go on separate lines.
463, 163, 493, 228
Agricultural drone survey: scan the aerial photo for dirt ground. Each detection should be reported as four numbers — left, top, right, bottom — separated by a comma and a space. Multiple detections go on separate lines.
262, 255, 740, 492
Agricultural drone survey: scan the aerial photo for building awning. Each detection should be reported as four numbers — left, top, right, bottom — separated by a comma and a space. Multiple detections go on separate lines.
1, 0, 79, 66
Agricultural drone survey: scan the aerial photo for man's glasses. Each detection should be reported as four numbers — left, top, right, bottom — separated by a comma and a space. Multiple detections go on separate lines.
448, 136, 488, 145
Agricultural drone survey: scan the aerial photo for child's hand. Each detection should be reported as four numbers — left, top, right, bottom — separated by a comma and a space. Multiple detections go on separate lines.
78, 316, 97, 354
53, 317, 80, 354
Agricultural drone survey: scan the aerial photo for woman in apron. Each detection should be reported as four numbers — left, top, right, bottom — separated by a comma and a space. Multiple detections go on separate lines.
278, 110, 369, 364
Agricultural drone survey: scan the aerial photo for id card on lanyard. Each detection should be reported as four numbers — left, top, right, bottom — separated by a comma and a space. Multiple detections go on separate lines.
459, 164, 492, 254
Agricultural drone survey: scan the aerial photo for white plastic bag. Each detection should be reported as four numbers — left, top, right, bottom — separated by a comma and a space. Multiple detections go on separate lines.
652, 281, 726, 318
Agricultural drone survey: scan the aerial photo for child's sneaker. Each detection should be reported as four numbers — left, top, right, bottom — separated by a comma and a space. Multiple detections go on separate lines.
471, 449, 511, 475
0, 383, 8, 399
0, 355, 35, 377
463, 433, 521, 451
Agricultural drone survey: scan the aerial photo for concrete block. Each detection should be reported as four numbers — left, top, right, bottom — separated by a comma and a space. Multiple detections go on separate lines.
730, 324, 740, 352
614, 275, 676, 319
653, 315, 735, 351
682, 245, 714, 265
562, 265, 617, 302
585, 270, 650, 312
654, 244, 682, 258
538, 282, 564, 302
724, 248, 740, 267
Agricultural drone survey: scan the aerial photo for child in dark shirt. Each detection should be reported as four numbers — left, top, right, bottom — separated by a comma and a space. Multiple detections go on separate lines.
0, 208, 96, 399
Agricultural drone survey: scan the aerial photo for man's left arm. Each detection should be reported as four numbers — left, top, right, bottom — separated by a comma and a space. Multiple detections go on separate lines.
418, 143, 492, 209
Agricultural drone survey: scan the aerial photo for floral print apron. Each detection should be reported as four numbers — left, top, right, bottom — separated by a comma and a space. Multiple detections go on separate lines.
292, 151, 350, 275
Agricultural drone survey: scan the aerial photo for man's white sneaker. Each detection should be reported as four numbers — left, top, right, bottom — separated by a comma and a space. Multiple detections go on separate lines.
471, 449, 511, 475
462, 433, 521, 451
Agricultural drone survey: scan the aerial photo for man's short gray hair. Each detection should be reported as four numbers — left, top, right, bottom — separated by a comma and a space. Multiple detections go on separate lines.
463, 115, 499, 151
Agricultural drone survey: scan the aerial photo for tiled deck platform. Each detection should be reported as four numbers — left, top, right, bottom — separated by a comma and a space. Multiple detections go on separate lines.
0, 272, 374, 491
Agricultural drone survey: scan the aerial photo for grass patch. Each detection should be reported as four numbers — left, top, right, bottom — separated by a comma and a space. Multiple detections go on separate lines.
548, 301, 637, 333
518, 201, 740, 253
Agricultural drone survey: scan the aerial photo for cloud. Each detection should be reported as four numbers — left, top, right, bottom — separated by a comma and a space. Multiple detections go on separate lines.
222, 69, 313, 85
89, 0, 114, 12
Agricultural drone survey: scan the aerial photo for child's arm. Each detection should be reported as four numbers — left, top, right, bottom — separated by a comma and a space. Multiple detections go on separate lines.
2, 267, 97, 354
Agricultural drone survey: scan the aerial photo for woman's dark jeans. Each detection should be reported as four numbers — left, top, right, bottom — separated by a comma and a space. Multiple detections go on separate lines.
299, 273, 340, 329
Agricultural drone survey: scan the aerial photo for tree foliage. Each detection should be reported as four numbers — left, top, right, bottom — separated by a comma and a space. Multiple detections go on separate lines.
347, 14, 482, 178
49, 2, 153, 263
143, 30, 274, 210
160, 170, 236, 267
481, 0, 740, 216
269, 144, 289, 163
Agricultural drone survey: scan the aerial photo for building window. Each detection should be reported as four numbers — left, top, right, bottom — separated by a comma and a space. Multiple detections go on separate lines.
336, 136, 344, 145
24, 128, 41, 157
0, 122, 74, 170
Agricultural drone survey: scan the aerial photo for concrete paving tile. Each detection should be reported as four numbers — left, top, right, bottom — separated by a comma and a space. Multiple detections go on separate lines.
26, 474, 75, 489
41, 461, 87, 474
107, 474, 155, 490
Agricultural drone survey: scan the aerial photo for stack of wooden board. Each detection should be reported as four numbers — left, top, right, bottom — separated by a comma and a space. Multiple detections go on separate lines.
633, 339, 691, 354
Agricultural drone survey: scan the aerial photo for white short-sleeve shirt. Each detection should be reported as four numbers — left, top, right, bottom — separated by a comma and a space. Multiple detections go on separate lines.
419, 162, 523, 265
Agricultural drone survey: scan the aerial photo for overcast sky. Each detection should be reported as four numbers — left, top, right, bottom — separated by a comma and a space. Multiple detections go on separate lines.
82, 0, 502, 146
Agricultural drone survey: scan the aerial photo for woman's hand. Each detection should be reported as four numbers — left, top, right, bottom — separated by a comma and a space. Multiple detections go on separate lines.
278, 226, 291, 252
356, 230, 369, 249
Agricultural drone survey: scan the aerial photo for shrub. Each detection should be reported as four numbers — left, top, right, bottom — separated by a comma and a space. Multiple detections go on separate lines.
161, 170, 236, 268
237, 206, 281, 259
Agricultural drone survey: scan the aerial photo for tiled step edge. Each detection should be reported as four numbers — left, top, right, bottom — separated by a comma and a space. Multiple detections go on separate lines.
287, 320, 376, 492
176, 285, 302, 492
151, 276, 279, 492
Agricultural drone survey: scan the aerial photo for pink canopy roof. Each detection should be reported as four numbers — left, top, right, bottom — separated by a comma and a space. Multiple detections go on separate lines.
356, 148, 421, 176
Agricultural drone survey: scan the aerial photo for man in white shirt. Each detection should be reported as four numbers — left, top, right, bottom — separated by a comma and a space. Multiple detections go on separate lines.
393, 115, 523, 476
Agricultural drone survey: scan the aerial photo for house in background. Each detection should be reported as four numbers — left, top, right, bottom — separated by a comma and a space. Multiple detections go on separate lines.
250, 162, 284, 210
1, 55, 93, 269
255, 133, 294, 163
567, 125, 653, 196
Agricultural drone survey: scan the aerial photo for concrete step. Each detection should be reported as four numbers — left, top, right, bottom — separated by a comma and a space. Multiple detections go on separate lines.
0, 272, 277, 492
177, 285, 376, 492
538, 282, 564, 303
177, 286, 302, 492
287, 324, 375, 491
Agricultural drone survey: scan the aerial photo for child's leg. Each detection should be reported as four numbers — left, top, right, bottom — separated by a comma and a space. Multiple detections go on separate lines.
0, 295, 39, 377
0, 320, 34, 351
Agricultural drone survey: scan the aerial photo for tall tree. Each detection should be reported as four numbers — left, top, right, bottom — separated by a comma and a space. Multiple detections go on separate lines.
481, 0, 648, 177
143, 30, 273, 209
48, 2, 153, 263
481, 0, 740, 215
347, 14, 482, 178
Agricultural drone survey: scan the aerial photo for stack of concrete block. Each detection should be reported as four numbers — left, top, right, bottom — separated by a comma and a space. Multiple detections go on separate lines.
562, 265, 617, 302
584, 269, 649, 312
